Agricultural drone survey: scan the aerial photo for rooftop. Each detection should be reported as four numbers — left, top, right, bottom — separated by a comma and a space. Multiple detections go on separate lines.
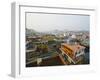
61, 43, 85, 53
60, 43, 85, 63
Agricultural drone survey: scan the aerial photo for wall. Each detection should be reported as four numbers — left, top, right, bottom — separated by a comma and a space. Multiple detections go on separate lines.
0, 0, 99, 80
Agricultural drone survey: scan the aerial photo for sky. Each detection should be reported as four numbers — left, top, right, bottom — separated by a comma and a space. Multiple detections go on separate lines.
26, 12, 90, 32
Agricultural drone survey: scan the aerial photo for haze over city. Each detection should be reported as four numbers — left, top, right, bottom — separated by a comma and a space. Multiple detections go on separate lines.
26, 13, 90, 32
26, 12, 90, 67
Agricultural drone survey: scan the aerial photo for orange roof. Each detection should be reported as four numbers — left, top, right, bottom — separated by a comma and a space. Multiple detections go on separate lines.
60, 43, 85, 63
61, 43, 85, 53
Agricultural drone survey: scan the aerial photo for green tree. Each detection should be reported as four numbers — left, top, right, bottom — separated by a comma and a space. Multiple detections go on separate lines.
36, 44, 49, 53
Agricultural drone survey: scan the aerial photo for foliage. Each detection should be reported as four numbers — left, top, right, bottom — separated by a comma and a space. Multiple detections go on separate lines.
36, 44, 49, 53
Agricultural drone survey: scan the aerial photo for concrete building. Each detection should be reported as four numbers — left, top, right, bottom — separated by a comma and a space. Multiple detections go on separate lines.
60, 43, 85, 64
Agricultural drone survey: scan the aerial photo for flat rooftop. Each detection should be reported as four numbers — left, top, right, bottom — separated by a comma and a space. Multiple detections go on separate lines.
26, 55, 67, 67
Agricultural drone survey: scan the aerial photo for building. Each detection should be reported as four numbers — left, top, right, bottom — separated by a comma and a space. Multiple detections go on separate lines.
60, 43, 85, 64
26, 54, 67, 67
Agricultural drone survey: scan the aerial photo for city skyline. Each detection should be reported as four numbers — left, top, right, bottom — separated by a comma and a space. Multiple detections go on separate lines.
26, 13, 90, 32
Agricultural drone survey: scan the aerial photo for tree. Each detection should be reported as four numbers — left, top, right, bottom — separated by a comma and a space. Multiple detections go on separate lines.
36, 44, 49, 53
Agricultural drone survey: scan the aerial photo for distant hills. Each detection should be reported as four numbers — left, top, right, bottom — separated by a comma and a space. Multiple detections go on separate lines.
26, 28, 89, 36
26, 28, 38, 36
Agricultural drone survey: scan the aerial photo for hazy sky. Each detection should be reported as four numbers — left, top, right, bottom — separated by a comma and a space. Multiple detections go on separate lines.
26, 13, 90, 32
